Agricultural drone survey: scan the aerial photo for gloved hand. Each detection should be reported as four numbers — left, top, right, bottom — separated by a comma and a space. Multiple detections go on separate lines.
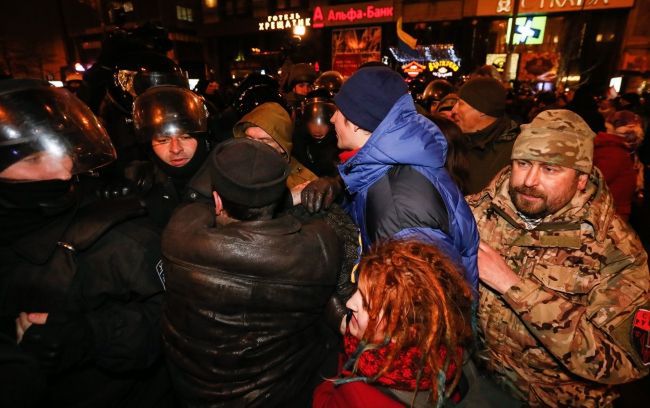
96, 161, 154, 199
97, 180, 134, 199
20, 312, 94, 373
301, 176, 343, 213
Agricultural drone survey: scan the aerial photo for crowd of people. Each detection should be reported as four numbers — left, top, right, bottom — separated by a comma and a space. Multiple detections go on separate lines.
1, 33, 649, 408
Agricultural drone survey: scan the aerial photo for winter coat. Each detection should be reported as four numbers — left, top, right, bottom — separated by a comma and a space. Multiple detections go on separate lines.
0, 197, 169, 407
594, 131, 637, 220
161, 202, 349, 407
464, 115, 520, 195
338, 93, 479, 288
468, 167, 650, 407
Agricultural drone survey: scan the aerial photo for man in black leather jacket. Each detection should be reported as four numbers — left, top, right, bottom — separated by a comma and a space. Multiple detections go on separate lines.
162, 138, 355, 407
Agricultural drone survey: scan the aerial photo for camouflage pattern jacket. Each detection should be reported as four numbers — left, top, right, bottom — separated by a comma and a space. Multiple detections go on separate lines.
468, 166, 649, 407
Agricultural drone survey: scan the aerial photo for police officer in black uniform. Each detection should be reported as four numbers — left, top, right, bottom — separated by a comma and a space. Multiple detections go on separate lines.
292, 88, 340, 178
0, 79, 172, 408
131, 85, 213, 228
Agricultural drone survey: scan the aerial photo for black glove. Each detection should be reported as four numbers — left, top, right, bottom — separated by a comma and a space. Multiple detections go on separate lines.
301, 176, 343, 213
20, 313, 94, 373
96, 161, 154, 199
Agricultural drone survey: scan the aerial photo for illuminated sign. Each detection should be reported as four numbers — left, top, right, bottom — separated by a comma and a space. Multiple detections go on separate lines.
258, 12, 311, 31
476, 0, 634, 16
313, 1, 394, 28
428, 59, 460, 78
402, 61, 426, 78
506, 16, 546, 45
486, 53, 519, 79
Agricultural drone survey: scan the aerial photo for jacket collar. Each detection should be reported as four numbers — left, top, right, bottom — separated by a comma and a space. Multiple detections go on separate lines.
466, 115, 519, 150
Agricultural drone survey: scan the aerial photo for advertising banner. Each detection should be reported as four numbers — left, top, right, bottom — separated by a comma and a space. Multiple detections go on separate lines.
332, 26, 382, 77
518, 52, 559, 81
476, 0, 634, 16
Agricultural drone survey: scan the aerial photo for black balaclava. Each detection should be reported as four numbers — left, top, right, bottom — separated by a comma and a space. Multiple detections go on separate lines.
0, 179, 79, 245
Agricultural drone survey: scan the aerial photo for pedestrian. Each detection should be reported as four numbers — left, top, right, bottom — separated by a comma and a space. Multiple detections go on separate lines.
162, 138, 356, 407
450, 77, 520, 194
302, 66, 479, 289
468, 109, 649, 406
314, 240, 474, 407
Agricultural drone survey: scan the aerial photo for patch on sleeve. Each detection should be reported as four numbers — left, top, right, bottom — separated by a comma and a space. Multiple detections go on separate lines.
632, 308, 650, 365
155, 259, 166, 290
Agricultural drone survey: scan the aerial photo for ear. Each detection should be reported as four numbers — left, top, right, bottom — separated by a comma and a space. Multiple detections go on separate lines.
577, 172, 589, 191
213, 191, 223, 215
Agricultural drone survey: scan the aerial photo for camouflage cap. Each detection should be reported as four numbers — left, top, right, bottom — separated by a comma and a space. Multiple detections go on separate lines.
512, 109, 595, 173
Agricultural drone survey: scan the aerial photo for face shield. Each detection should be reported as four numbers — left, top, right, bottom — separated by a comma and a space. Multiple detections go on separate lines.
0, 80, 115, 181
133, 85, 208, 143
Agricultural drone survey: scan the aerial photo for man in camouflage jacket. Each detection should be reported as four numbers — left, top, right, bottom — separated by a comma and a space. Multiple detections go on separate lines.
468, 109, 649, 407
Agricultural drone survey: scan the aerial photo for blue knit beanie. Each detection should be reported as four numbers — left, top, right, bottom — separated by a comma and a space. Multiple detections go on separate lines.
334, 66, 408, 132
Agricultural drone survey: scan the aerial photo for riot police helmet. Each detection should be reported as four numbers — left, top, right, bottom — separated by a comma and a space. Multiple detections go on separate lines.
0, 79, 115, 181
133, 85, 209, 144
108, 52, 189, 114
313, 70, 344, 94
422, 79, 454, 111
288, 63, 317, 89
300, 88, 336, 128
233, 73, 288, 117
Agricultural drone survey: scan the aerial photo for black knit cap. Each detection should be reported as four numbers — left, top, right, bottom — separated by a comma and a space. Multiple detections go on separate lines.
210, 138, 289, 207
334, 66, 408, 132
458, 77, 506, 118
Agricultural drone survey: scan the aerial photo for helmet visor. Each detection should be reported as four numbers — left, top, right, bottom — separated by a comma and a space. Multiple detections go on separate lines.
0, 86, 115, 178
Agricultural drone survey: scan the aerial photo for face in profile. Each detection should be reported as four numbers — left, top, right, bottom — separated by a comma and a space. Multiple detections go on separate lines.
151, 134, 198, 167
0, 152, 74, 182
331, 109, 366, 151
509, 159, 588, 218
451, 98, 485, 133
345, 287, 370, 339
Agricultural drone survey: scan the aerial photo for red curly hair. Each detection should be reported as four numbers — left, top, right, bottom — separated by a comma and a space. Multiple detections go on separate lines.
356, 240, 474, 404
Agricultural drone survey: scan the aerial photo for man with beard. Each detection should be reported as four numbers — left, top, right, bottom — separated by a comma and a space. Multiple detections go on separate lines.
467, 109, 649, 407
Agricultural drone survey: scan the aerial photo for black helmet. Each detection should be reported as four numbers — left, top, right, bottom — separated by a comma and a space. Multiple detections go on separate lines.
0, 79, 115, 177
133, 85, 208, 144
300, 88, 336, 129
288, 63, 317, 89
422, 79, 454, 103
313, 70, 344, 94
108, 52, 189, 114
232, 73, 287, 117
422, 79, 454, 111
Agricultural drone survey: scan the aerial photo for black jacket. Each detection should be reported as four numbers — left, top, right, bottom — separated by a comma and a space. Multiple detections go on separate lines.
464, 116, 520, 195
162, 202, 350, 407
0, 197, 169, 408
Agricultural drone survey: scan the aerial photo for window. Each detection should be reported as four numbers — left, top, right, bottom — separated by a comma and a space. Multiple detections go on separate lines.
177, 5, 194, 22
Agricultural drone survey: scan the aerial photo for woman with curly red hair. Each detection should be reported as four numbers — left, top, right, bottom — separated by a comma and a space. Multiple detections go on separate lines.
313, 240, 474, 407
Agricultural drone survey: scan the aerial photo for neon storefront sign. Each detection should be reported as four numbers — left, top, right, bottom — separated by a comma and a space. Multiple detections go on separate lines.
313, 1, 394, 28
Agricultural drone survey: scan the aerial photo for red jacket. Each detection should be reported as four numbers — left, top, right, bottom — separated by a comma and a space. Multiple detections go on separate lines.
313, 380, 405, 408
593, 132, 636, 219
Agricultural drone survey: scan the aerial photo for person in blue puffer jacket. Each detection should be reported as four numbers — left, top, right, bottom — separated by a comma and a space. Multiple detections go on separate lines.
301, 66, 479, 290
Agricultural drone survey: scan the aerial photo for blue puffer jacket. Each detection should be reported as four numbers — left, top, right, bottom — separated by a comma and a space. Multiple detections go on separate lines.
338, 94, 479, 289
